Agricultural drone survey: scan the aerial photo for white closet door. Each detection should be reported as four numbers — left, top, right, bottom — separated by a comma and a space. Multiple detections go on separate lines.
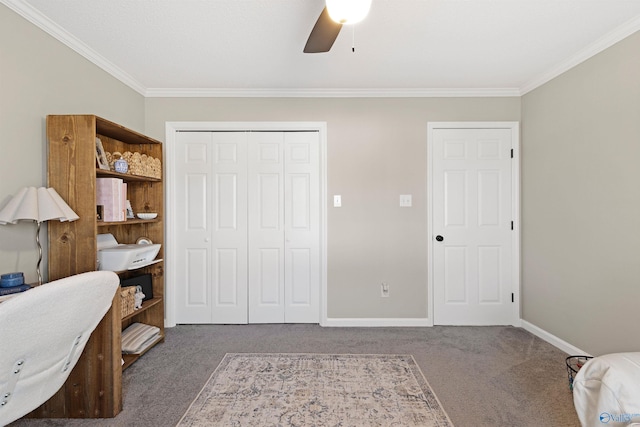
174, 131, 213, 323
283, 132, 320, 323
210, 132, 248, 323
248, 132, 285, 323
174, 131, 248, 324
247, 131, 320, 323
175, 128, 319, 325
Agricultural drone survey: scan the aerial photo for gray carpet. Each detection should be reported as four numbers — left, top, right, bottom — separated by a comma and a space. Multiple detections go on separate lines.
11, 324, 580, 427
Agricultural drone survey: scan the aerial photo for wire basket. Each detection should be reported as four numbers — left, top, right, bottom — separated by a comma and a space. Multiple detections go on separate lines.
566, 355, 593, 390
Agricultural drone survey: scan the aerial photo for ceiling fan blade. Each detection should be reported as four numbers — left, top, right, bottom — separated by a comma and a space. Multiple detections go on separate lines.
304, 7, 342, 53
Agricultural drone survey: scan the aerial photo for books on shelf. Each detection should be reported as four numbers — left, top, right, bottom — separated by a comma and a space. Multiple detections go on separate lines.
96, 178, 127, 222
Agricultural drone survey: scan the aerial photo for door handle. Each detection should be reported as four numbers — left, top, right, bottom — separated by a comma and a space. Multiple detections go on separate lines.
435, 235, 444, 242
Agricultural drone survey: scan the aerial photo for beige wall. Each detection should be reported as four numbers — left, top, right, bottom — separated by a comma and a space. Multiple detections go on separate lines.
7, 0, 637, 353
0, 5, 145, 283
145, 97, 521, 318
521, 31, 640, 355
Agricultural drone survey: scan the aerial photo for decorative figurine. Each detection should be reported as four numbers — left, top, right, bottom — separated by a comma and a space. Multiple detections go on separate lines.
134, 285, 145, 310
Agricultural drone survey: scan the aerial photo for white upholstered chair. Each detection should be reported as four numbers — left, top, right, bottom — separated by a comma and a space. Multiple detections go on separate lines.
0, 271, 119, 425
573, 352, 640, 427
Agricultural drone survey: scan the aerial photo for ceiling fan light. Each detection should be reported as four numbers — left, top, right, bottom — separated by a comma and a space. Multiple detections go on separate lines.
326, 0, 372, 25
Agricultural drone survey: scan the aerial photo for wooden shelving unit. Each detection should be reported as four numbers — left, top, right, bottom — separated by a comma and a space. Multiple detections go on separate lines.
29, 115, 165, 419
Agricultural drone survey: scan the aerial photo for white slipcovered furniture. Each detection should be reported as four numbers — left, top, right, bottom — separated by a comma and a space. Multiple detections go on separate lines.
0, 271, 119, 425
573, 352, 640, 427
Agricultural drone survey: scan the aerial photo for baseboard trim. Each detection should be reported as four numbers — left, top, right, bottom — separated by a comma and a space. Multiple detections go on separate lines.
521, 320, 592, 356
322, 318, 432, 327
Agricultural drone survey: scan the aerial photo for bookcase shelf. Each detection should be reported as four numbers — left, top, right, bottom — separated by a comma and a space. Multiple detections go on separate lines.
111, 259, 163, 274
121, 297, 163, 322
34, 115, 165, 419
121, 334, 164, 370
96, 168, 162, 183
98, 218, 161, 226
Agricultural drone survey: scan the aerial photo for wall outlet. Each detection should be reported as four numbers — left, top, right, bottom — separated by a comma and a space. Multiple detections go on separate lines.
381, 282, 389, 297
400, 194, 412, 207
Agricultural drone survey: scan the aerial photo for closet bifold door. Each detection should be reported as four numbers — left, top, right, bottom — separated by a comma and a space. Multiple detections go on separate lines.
247, 131, 320, 323
282, 131, 320, 323
174, 129, 320, 325
210, 132, 248, 324
247, 132, 285, 323
174, 131, 248, 324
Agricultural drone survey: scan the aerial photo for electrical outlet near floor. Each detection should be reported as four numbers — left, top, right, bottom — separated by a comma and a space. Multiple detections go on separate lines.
381, 282, 389, 297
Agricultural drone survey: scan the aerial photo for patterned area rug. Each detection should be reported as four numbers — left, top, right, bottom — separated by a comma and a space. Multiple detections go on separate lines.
177, 353, 453, 426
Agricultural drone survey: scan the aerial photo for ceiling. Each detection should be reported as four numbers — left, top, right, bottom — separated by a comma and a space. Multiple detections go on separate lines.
6, 0, 640, 97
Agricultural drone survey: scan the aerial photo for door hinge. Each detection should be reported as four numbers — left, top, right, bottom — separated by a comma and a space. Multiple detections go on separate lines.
511, 293, 514, 303
510, 148, 514, 158
511, 221, 514, 230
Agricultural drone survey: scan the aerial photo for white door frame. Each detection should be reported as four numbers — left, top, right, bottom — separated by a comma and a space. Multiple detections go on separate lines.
164, 122, 328, 327
427, 122, 520, 326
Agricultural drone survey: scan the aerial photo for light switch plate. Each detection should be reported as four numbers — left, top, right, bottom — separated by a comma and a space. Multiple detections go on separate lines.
333, 195, 342, 207
400, 194, 412, 207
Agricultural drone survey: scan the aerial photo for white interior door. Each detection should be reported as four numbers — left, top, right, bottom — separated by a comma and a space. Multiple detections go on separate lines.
175, 131, 248, 324
248, 132, 285, 323
174, 128, 320, 325
210, 132, 249, 323
283, 132, 320, 323
431, 125, 517, 325
247, 131, 320, 323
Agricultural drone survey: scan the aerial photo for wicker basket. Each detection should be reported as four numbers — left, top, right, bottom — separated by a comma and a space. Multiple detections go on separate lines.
106, 151, 162, 179
120, 286, 136, 318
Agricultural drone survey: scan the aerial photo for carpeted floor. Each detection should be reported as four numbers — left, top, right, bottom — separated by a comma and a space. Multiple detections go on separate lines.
11, 324, 580, 427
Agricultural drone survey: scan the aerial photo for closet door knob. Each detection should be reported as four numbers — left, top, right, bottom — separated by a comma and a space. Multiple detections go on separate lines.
435, 235, 444, 242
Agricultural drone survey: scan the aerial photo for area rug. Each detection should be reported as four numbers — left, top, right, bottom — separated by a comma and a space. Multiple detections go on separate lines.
177, 353, 453, 426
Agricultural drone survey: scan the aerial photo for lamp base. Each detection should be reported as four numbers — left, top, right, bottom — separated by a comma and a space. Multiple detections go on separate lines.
36, 220, 42, 287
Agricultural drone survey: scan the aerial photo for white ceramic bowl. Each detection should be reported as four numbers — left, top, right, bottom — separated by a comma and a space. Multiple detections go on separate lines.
136, 213, 158, 220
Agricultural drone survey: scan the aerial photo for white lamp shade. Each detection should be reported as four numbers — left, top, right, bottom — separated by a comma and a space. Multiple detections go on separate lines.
326, 0, 372, 24
0, 187, 79, 225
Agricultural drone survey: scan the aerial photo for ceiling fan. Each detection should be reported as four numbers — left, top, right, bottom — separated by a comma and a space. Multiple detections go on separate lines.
304, 0, 372, 53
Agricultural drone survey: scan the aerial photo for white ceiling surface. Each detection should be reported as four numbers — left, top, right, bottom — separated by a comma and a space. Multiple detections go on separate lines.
7, 0, 640, 97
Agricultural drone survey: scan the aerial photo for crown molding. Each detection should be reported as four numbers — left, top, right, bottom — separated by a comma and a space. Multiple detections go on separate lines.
1, 0, 147, 95
144, 87, 521, 98
4, 0, 515, 99
521, 14, 640, 95
4, 0, 639, 99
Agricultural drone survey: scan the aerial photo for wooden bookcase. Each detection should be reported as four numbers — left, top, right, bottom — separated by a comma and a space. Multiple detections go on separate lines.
30, 115, 165, 418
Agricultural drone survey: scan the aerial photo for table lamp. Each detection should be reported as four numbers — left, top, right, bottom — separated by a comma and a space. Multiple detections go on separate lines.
0, 187, 79, 286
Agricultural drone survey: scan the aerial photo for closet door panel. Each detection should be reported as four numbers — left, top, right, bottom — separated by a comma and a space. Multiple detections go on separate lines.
175, 132, 214, 323
284, 132, 320, 323
248, 132, 285, 323
257, 248, 282, 304
210, 132, 248, 324
176, 128, 320, 324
